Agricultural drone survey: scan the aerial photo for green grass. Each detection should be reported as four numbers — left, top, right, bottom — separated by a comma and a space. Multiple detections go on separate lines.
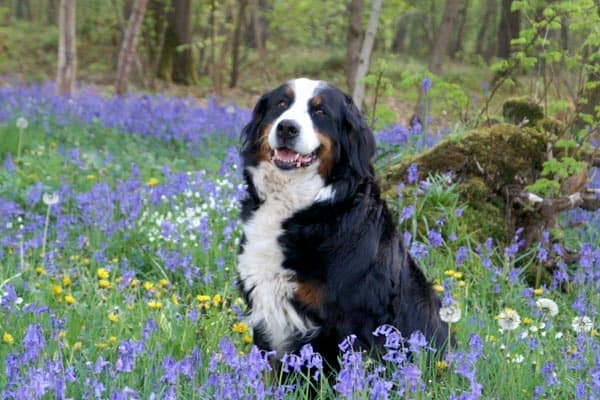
0, 105, 598, 399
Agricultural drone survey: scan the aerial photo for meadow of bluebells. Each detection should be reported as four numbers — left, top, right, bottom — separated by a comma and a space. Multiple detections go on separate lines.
0, 80, 599, 399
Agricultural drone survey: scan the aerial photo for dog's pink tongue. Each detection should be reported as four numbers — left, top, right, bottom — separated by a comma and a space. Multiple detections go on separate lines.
275, 148, 298, 162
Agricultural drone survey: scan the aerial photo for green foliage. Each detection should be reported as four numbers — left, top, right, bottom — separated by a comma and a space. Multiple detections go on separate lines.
526, 177, 561, 197
267, 1, 348, 48
485, 0, 600, 131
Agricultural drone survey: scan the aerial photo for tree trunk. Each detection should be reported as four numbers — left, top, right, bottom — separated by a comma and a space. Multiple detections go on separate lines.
250, 0, 270, 84
158, 0, 196, 85
115, 0, 149, 96
475, 0, 496, 58
497, 0, 520, 59
229, 0, 248, 89
346, 0, 363, 94
392, 16, 407, 53
56, 0, 76, 96
429, 0, 462, 74
213, 2, 234, 95
16, 0, 31, 20
449, 0, 469, 58
47, 0, 57, 24
351, 0, 383, 110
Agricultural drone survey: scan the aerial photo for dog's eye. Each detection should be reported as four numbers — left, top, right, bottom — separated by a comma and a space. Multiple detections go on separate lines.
278, 100, 287, 108
313, 108, 325, 116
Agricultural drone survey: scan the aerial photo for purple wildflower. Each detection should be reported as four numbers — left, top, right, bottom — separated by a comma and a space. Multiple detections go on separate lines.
407, 163, 419, 184
422, 77, 432, 93
456, 246, 469, 266
428, 229, 444, 247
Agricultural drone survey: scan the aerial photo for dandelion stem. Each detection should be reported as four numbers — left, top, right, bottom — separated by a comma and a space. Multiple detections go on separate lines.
18, 234, 24, 271
447, 322, 452, 356
17, 127, 23, 161
41, 203, 52, 266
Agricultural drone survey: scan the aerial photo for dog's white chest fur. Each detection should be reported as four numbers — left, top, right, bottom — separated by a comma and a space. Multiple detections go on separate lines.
238, 161, 331, 353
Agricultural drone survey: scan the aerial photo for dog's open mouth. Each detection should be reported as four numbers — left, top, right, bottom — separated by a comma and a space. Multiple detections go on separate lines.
271, 147, 318, 170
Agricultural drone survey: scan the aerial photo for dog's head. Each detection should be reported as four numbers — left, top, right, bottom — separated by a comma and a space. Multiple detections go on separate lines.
241, 78, 375, 182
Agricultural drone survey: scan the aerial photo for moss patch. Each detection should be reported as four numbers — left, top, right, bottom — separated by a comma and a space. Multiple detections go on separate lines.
381, 124, 555, 243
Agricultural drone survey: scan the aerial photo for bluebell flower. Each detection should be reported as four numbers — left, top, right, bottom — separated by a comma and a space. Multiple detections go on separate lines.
3, 153, 16, 174
422, 77, 432, 93
456, 246, 469, 266
407, 163, 419, 184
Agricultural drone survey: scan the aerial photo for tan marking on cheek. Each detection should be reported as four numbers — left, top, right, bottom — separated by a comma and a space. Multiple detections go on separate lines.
311, 95, 322, 107
256, 123, 273, 162
317, 133, 335, 178
294, 280, 324, 309
285, 85, 294, 97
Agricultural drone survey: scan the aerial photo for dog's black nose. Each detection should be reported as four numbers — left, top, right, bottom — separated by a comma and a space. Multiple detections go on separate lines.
276, 119, 300, 141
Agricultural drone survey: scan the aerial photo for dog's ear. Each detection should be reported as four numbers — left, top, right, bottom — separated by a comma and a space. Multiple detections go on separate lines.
240, 93, 269, 167
341, 93, 375, 179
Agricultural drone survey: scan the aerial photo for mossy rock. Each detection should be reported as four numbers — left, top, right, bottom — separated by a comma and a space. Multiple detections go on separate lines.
537, 117, 566, 136
381, 124, 555, 243
502, 97, 544, 126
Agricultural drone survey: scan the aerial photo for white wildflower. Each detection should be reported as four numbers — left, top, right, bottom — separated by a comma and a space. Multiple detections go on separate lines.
496, 307, 521, 331
571, 316, 593, 333
16, 117, 28, 130
42, 192, 60, 206
439, 304, 462, 323
535, 298, 559, 317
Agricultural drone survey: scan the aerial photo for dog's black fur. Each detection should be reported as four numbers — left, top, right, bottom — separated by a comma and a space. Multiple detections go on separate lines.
238, 79, 448, 369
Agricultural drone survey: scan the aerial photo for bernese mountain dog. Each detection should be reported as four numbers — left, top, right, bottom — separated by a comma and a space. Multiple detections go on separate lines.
237, 78, 448, 368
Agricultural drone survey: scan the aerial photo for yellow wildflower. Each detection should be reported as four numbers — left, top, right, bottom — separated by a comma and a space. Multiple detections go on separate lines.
2, 332, 14, 344
212, 294, 222, 307
444, 270, 456, 277
35, 266, 46, 275
82, 258, 90, 266
453, 271, 464, 280
108, 336, 118, 345
522, 317, 534, 325
433, 284, 444, 293
533, 288, 544, 296
62, 275, 72, 287
171, 294, 179, 305
98, 279, 111, 289
144, 281, 155, 291
72, 341, 82, 351
232, 322, 249, 334
51, 284, 63, 296
148, 300, 163, 310
159, 278, 169, 288
147, 177, 160, 187
86, 174, 95, 181
244, 334, 253, 344
436, 360, 447, 371
64, 294, 76, 304
130, 279, 140, 288
97, 268, 109, 279
108, 312, 119, 323
197, 295, 211, 302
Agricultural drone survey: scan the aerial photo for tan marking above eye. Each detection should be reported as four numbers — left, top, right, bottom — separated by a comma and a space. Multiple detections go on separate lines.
285, 85, 294, 97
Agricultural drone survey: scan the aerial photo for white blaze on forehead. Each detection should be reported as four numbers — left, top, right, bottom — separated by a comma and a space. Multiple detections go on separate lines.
268, 78, 323, 155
